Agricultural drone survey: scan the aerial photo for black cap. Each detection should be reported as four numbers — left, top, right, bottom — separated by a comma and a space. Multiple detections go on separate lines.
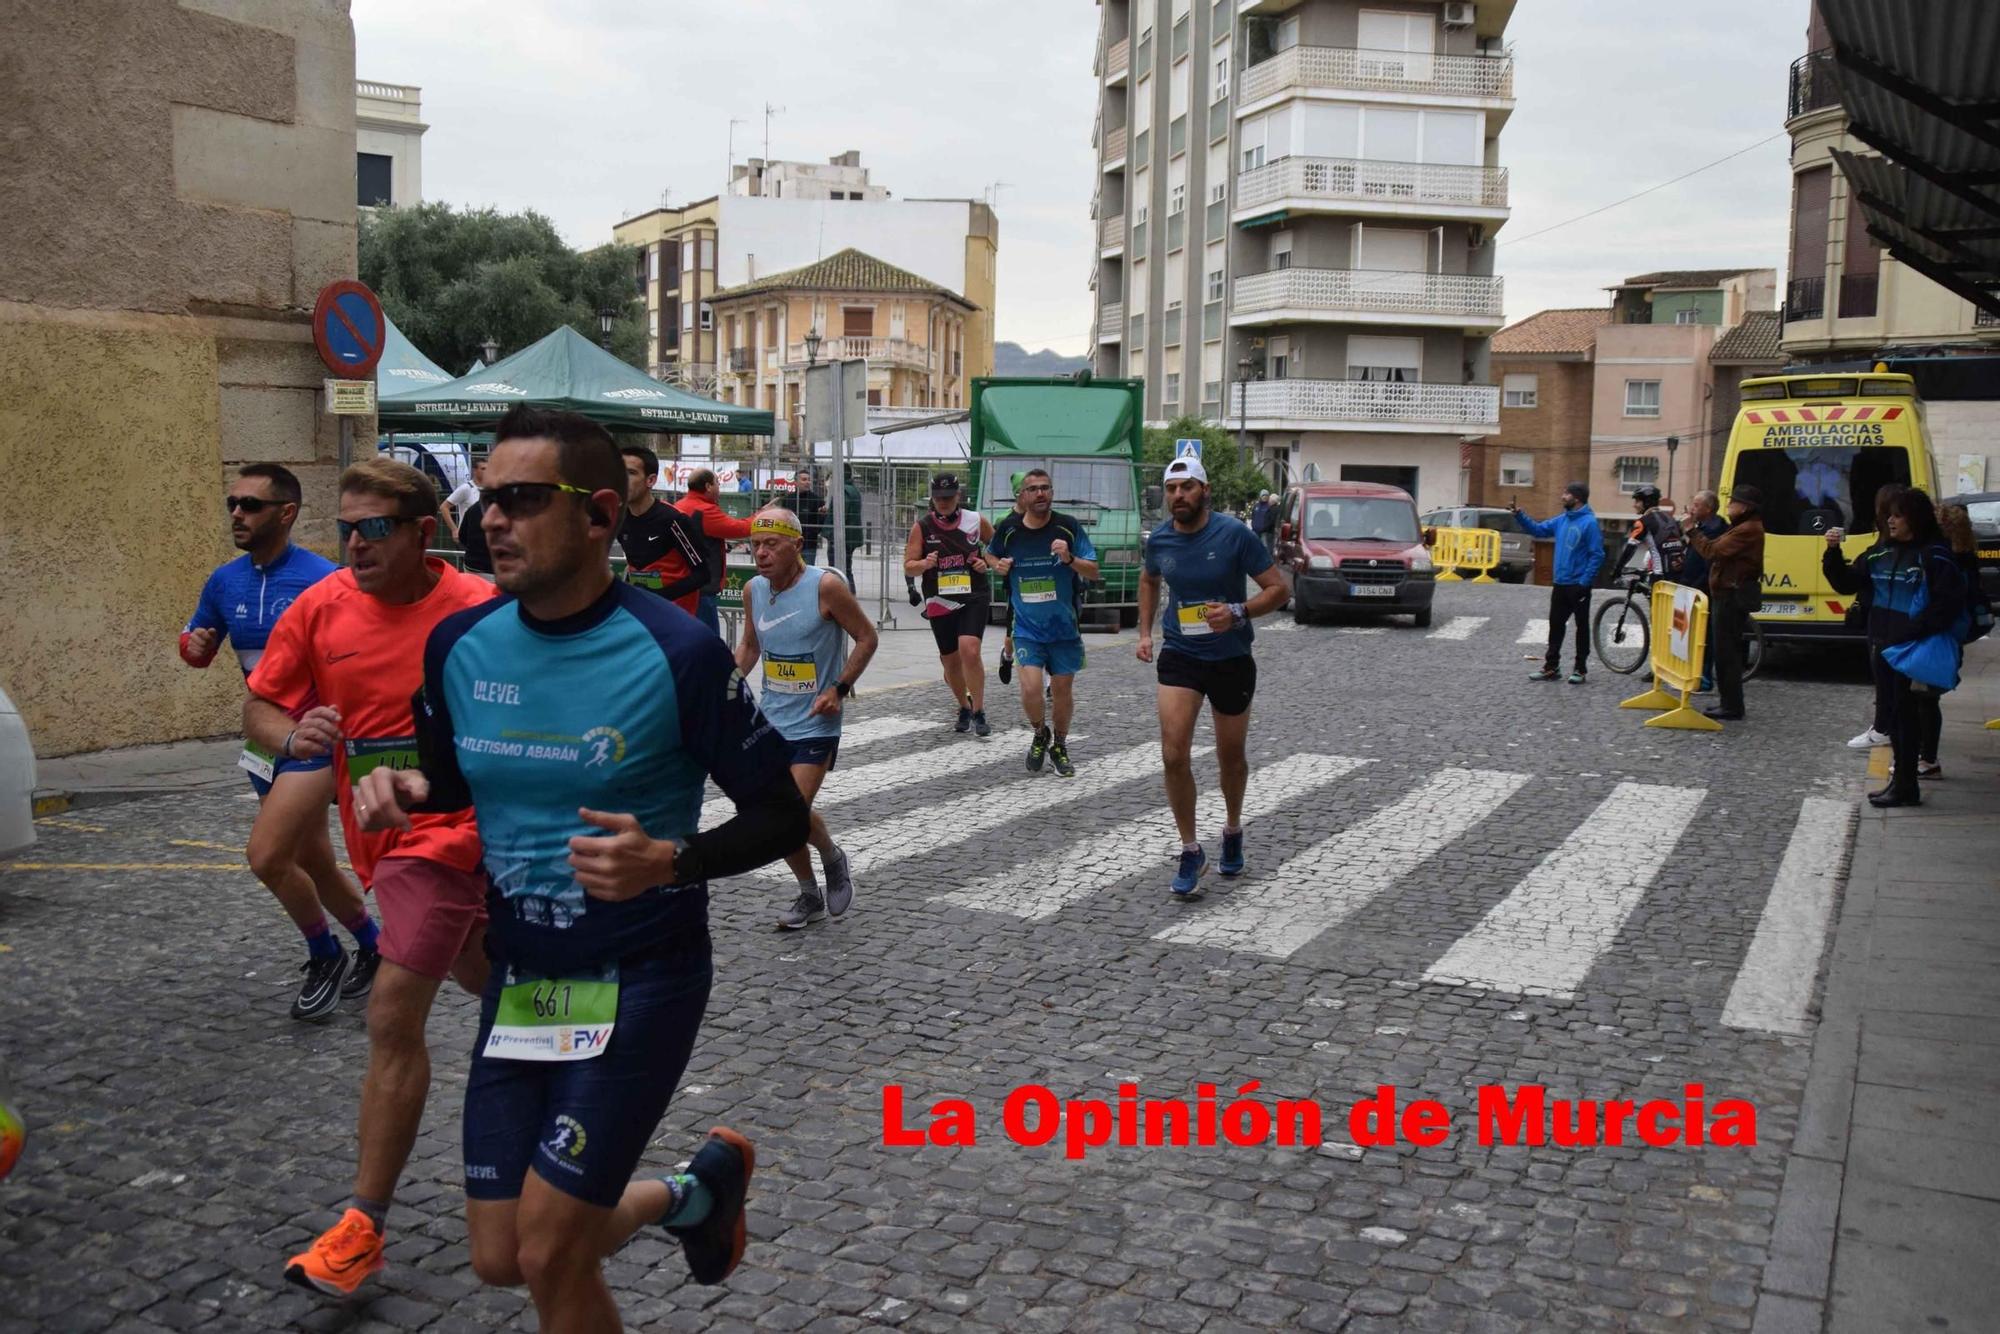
931, 473, 960, 495
1732, 484, 1764, 512
1564, 481, 1590, 502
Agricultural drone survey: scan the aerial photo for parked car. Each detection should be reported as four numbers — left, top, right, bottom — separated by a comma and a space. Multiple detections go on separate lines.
1418, 506, 1534, 582
1273, 481, 1436, 627
1948, 490, 2000, 597
0, 684, 36, 862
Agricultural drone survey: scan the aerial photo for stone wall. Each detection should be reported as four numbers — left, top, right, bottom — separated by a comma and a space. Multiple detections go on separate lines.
0, 0, 361, 756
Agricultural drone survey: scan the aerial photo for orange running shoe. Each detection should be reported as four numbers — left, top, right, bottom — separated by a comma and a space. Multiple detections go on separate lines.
284, 1208, 385, 1296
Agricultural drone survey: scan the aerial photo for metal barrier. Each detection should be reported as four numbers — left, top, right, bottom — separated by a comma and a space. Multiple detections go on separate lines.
1430, 527, 1501, 583
1618, 581, 1721, 732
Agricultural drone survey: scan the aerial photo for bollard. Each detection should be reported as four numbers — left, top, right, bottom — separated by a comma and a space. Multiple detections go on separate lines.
1619, 581, 1722, 732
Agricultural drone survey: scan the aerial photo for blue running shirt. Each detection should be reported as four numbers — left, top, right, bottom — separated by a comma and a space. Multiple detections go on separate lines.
1143, 512, 1273, 661
184, 545, 339, 675
991, 511, 1096, 645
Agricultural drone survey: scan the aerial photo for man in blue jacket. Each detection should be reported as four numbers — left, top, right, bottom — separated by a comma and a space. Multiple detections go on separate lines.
1512, 482, 1606, 684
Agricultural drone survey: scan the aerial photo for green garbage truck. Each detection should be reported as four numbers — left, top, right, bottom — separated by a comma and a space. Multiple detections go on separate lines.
969, 373, 1147, 628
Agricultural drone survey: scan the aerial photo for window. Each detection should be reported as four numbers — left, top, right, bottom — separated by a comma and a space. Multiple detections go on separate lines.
1276, 14, 1299, 51
1840, 188, 1881, 318
1207, 268, 1225, 301
647, 248, 661, 282
842, 306, 873, 338
1728, 446, 1911, 536
1499, 452, 1534, 487
1170, 181, 1187, 215
650, 310, 661, 338
1268, 334, 1291, 380
1347, 335, 1421, 383
1674, 308, 1702, 324
1164, 372, 1182, 405
1214, 54, 1229, 99
1624, 379, 1662, 417
1502, 373, 1538, 408
867, 389, 883, 406
1615, 456, 1660, 495
1135, 75, 1152, 135
699, 303, 713, 332
1273, 230, 1293, 270
699, 237, 715, 271
682, 301, 695, 332
356, 152, 393, 207
681, 238, 695, 274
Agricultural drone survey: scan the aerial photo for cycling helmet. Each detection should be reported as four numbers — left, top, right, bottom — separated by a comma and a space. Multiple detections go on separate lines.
1632, 484, 1662, 508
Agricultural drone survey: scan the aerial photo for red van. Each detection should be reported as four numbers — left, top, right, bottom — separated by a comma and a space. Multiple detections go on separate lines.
1271, 481, 1437, 627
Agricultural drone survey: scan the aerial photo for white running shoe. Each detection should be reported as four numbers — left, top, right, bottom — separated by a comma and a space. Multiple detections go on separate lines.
1846, 728, 1889, 749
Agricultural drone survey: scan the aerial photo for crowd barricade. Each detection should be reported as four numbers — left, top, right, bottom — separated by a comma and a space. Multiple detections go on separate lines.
1430, 527, 1501, 583
1618, 581, 1722, 732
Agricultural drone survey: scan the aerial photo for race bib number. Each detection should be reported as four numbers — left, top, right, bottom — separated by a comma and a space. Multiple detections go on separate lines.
237, 740, 276, 782
763, 652, 818, 695
938, 571, 973, 597
1176, 603, 1215, 636
1019, 577, 1058, 605
482, 964, 619, 1062
628, 569, 665, 591
344, 735, 420, 780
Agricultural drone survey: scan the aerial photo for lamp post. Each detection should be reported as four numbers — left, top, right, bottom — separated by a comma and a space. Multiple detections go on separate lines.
478, 337, 500, 367
804, 328, 822, 368
596, 306, 616, 351
1235, 354, 1254, 464
1664, 435, 1680, 509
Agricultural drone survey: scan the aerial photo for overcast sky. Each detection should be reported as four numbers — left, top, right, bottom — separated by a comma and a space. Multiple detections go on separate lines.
354, 0, 1806, 356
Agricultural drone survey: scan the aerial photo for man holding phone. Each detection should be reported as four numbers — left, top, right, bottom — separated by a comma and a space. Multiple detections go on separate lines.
1512, 483, 1606, 685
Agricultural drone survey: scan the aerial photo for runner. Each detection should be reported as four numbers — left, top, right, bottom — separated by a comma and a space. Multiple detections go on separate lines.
243, 457, 497, 1297
998, 470, 1027, 687
903, 473, 995, 735
351, 404, 808, 1329
735, 507, 879, 928
617, 444, 711, 615
1135, 457, 1286, 896
674, 468, 754, 634
180, 463, 377, 1021
990, 468, 1098, 777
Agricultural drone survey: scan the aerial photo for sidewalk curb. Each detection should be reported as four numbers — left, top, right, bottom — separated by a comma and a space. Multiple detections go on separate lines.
31, 790, 73, 817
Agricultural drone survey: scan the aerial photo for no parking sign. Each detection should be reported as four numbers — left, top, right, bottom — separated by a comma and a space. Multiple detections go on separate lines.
311, 280, 386, 380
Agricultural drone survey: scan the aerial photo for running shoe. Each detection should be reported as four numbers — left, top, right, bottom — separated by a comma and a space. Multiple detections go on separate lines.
822, 847, 855, 917
1048, 739, 1075, 779
291, 948, 350, 1023
1567, 670, 1587, 685
340, 946, 381, 1001
999, 647, 1013, 685
954, 705, 972, 734
972, 711, 991, 738
667, 1127, 756, 1285
1027, 725, 1049, 772
285, 1209, 384, 1297
1219, 828, 1245, 877
1170, 846, 1208, 898
1528, 667, 1560, 682
1847, 727, 1890, 749
777, 890, 827, 930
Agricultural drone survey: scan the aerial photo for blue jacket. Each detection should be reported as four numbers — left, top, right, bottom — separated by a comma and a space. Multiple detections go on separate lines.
1516, 504, 1606, 586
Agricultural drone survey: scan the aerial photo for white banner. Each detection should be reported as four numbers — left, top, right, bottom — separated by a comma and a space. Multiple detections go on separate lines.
1669, 584, 1697, 665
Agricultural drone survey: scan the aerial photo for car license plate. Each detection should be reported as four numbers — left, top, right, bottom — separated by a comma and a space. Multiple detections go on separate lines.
1758, 600, 1811, 616
1351, 584, 1395, 598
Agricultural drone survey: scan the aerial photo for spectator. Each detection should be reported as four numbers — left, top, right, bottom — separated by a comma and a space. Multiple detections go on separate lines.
1678, 490, 1727, 591
1513, 481, 1606, 685
440, 456, 485, 535
1822, 484, 1909, 749
675, 468, 755, 634
1917, 503, 1994, 778
1684, 485, 1768, 722
841, 470, 866, 590
1251, 491, 1276, 551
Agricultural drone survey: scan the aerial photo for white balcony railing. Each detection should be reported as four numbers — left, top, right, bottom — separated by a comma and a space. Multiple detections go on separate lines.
1103, 125, 1128, 163
1237, 156, 1509, 213
1099, 302, 1125, 341
784, 337, 930, 370
1232, 268, 1503, 321
1101, 214, 1126, 251
1230, 379, 1500, 428
1239, 46, 1514, 106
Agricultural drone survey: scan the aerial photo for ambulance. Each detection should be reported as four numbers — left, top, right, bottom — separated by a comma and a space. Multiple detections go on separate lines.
1717, 369, 1942, 640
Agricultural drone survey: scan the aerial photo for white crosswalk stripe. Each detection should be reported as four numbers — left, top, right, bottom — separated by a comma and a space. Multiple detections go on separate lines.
1155, 767, 1530, 957
822, 716, 939, 751
1335, 626, 1389, 635
748, 739, 1200, 881
1517, 618, 1549, 645
1427, 616, 1489, 641
931, 752, 1371, 921
1721, 798, 1857, 1034
1423, 781, 1704, 996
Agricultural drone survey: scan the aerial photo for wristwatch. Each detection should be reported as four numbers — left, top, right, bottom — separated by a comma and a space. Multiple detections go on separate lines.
835, 679, 854, 699
668, 837, 703, 885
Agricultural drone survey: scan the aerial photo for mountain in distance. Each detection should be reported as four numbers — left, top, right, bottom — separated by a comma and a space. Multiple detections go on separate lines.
992, 341, 1090, 377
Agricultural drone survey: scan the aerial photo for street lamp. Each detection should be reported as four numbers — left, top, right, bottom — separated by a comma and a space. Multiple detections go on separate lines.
804, 327, 823, 367
596, 306, 617, 350
478, 336, 500, 367
1664, 435, 1680, 509
1235, 354, 1254, 459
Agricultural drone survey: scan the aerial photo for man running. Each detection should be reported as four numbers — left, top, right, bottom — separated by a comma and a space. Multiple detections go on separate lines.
181, 463, 378, 1021
990, 468, 1098, 777
617, 444, 711, 615
352, 404, 808, 1330
735, 508, 879, 928
1136, 457, 1285, 896
903, 473, 995, 735
675, 468, 754, 634
244, 457, 497, 1297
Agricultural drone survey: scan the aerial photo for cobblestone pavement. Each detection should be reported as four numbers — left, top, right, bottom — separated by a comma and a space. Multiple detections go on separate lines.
0, 584, 1875, 1332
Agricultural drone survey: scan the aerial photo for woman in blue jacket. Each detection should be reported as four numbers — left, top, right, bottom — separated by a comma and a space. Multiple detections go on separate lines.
1511, 482, 1606, 684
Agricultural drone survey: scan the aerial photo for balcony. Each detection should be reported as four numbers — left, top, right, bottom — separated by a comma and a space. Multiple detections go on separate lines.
1228, 379, 1500, 433
1099, 302, 1125, 343
1238, 45, 1515, 111
783, 337, 931, 371
727, 347, 756, 372
1231, 267, 1505, 327
1236, 156, 1509, 221
1787, 50, 1841, 122
1103, 125, 1127, 167
1784, 275, 1826, 323
1101, 213, 1126, 254
1106, 36, 1129, 84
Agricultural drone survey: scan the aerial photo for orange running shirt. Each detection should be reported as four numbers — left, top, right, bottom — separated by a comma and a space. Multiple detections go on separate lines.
249, 558, 497, 886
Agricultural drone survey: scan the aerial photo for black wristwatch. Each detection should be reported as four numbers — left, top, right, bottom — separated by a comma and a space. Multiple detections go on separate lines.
669, 836, 704, 885
835, 679, 854, 698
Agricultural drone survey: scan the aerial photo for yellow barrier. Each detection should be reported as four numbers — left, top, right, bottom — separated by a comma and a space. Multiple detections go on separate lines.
1429, 527, 1501, 583
1618, 581, 1722, 732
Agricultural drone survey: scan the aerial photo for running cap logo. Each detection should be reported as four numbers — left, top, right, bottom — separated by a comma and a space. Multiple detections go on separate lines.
750, 512, 803, 540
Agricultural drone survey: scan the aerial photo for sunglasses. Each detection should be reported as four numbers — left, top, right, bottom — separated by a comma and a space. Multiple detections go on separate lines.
337, 515, 417, 543
480, 481, 594, 519
226, 496, 280, 514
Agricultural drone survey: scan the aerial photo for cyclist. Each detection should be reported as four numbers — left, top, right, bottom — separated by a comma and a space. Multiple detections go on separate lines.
1613, 484, 1687, 583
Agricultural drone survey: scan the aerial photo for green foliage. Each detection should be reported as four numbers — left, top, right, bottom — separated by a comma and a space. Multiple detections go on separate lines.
1140, 415, 1271, 512
358, 203, 646, 371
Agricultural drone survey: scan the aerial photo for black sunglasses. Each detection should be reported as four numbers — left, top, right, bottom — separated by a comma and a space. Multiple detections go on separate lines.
480, 481, 594, 519
337, 515, 417, 543
226, 496, 280, 514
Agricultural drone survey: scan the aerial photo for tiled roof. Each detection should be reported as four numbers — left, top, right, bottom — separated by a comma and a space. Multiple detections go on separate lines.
1615, 268, 1761, 290
1709, 310, 1785, 362
712, 247, 974, 305
1490, 307, 1612, 356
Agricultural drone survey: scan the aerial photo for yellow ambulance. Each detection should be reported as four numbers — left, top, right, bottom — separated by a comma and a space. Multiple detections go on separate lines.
1717, 369, 1942, 640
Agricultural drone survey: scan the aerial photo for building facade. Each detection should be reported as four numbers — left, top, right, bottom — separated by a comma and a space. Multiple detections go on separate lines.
710, 249, 976, 442
355, 79, 424, 208
1705, 310, 1785, 489
1089, 0, 1513, 512
729, 150, 890, 201
1468, 307, 1607, 515
613, 198, 723, 394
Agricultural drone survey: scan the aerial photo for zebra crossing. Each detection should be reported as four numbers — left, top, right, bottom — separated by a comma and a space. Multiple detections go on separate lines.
1253, 611, 1569, 650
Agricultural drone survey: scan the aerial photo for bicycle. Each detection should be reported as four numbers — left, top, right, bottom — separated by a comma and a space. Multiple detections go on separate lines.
1591, 573, 1764, 681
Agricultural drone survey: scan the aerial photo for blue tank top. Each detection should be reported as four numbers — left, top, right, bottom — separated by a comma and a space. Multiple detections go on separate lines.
747, 567, 846, 741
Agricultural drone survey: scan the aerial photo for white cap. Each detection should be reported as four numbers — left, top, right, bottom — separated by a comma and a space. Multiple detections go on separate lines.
1163, 456, 1208, 485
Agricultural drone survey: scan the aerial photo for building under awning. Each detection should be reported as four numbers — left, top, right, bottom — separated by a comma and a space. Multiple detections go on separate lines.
1816, 0, 2000, 321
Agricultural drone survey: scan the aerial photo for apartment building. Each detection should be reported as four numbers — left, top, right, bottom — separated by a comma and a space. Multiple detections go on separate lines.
1089, 0, 1513, 511
612, 196, 723, 393
729, 150, 890, 201
356, 80, 424, 208
1467, 307, 1608, 514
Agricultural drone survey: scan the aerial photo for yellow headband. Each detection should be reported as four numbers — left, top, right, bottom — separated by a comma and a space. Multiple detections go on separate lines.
750, 512, 803, 540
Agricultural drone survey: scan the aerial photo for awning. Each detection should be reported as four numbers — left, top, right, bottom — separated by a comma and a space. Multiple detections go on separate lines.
374, 315, 455, 400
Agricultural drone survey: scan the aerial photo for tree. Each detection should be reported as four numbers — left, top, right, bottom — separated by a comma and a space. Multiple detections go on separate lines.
358, 203, 647, 372
1141, 415, 1271, 514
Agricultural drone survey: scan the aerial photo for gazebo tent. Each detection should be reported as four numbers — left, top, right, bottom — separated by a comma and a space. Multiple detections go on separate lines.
375, 316, 455, 401
377, 325, 774, 436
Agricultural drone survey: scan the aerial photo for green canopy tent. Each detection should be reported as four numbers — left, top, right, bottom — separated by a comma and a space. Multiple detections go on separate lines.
376, 325, 774, 436
374, 315, 456, 401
